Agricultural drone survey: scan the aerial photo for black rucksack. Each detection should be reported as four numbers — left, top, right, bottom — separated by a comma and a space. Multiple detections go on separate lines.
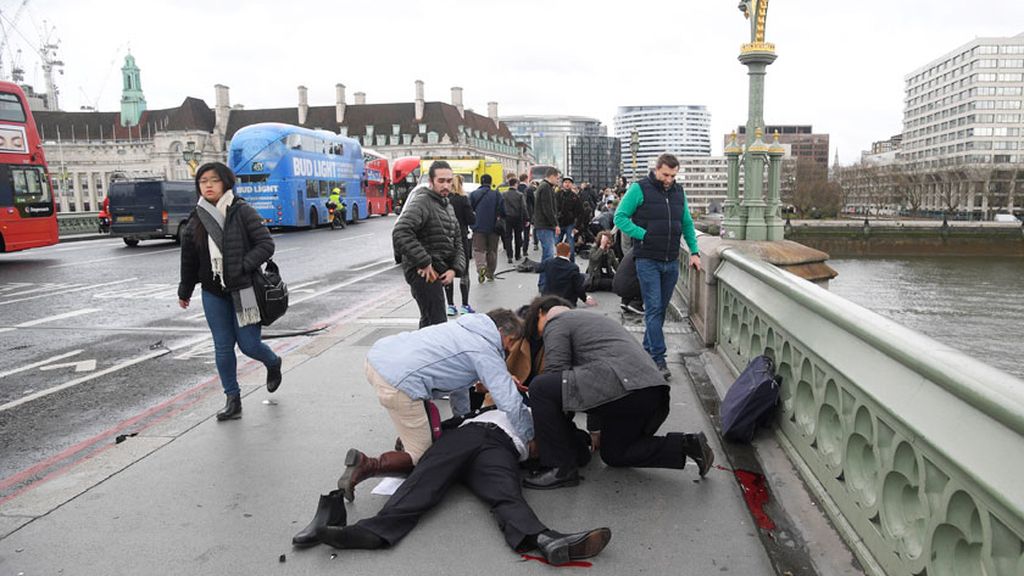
720, 355, 781, 443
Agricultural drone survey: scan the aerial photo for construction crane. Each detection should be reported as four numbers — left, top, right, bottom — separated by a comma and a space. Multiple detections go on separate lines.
0, 0, 30, 82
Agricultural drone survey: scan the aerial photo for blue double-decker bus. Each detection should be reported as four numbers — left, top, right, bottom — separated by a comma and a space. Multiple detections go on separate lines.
229, 123, 365, 228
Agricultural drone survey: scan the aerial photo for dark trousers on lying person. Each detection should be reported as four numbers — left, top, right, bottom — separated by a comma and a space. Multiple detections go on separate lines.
529, 373, 685, 471
353, 423, 547, 549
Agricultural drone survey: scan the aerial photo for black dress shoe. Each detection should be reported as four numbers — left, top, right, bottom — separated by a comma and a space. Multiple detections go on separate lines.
685, 432, 715, 478
266, 358, 283, 393
216, 394, 242, 421
523, 467, 579, 490
292, 490, 347, 547
536, 528, 612, 565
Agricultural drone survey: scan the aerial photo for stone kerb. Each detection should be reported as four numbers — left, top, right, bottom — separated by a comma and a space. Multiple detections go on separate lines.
712, 248, 1024, 576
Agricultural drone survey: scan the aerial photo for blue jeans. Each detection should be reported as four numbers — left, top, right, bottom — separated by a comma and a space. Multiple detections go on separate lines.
635, 258, 680, 366
535, 228, 557, 290
202, 290, 280, 396
556, 224, 576, 261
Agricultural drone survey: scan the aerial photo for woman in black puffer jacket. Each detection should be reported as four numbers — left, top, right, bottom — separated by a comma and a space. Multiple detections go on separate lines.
178, 162, 282, 421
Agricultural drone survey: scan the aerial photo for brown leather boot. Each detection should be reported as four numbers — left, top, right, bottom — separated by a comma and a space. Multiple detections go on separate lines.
338, 449, 414, 502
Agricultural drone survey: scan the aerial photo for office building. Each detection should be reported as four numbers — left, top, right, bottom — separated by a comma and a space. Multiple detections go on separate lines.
614, 105, 711, 179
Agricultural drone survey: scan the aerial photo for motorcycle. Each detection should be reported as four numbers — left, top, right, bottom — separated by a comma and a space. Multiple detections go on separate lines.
326, 201, 346, 230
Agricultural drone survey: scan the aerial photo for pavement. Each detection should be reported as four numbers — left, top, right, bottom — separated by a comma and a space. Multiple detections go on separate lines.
0, 256, 851, 576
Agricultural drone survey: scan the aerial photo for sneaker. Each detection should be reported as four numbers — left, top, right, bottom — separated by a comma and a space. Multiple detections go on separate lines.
656, 362, 672, 381
446, 305, 458, 317
461, 304, 476, 314
624, 301, 645, 315
478, 268, 487, 284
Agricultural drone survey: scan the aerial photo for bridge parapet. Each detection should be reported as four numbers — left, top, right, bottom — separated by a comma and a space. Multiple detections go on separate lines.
682, 242, 1024, 576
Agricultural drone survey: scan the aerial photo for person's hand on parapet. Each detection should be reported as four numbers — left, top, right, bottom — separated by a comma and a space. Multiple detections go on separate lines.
439, 270, 456, 285
178, 298, 190, 309
689, 254, 703, 272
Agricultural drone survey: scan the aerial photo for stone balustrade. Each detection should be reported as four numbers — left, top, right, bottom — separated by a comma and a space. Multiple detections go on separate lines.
57, 212, 101, 236
681, 241, 1024, 576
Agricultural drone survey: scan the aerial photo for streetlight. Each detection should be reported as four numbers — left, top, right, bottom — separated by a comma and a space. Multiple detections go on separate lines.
630, 129, 639, 181
182, 141, 203, 177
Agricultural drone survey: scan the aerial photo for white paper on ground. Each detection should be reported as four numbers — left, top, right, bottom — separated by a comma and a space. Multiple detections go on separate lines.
371, 476, 406, 496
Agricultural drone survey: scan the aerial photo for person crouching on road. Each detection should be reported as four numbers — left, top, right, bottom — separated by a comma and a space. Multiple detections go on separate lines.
177, 162, 282, 421
535, 242, 596, 308
339, 309, 533, 502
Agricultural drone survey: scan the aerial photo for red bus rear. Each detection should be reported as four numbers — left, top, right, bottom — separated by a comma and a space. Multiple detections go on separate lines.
0, 81, 57, 252
363, 149, 391, 216
390, 156, 420, 214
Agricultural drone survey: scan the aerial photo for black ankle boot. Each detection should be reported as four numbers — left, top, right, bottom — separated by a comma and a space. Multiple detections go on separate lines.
292, 490, 347, 547
216, 394, 242, 421
266, 359, 283, 393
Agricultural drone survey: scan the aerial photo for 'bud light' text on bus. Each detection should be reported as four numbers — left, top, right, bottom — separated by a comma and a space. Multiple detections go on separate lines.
229, 123, 387, 228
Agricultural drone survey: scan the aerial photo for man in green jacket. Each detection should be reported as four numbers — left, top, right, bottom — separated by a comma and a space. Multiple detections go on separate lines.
392, 161, 465, 327
613, 153, 702, 380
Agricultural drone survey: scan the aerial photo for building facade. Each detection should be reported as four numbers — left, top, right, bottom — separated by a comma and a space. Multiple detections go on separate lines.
502, 115, 620, 187
898, 32, 1024, 217
614, 105, 711, 180
34, 61, 531, 212
726, 125, 830, 172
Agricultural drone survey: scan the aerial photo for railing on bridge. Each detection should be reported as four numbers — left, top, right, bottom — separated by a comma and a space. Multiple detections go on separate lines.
57, 212, 101, 236
681, 243, 1024, 576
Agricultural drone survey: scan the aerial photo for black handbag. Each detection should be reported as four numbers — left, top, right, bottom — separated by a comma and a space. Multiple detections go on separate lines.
251, 259, 288, 326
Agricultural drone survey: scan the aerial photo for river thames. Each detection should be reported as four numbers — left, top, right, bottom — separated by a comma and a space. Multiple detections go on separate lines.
828, 256, 1024, 380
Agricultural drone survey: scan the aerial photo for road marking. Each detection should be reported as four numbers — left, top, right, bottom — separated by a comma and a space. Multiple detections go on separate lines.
354, 318, 420, 325
39, 359, 97, 373
0, 349, 84, 380
289, 264, 399, 306
47, 248, 179, 269
349, 258, 394, 271
0, 283, 80, 299
0, 308, 100, 334
0, 283, 33, 293
53, 242, 123, 253
0, 349, 170, 413
93, 283, 177, 299
330, 233, 373, 244
0, 278, 137, 306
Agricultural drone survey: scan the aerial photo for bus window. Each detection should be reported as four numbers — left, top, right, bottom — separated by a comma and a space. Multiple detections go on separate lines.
0, 92, 26, 122
287, 134, 302, 150
306, 180, 318, 199
11, 167, 49, 203
319, 180, 330, 197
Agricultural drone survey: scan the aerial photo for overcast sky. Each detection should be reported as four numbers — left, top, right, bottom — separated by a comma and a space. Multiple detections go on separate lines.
6, 0, 1024, 163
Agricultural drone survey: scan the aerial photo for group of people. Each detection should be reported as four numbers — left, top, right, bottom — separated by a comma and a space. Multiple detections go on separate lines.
176, 155, 709, 566
283, 157, 710, 565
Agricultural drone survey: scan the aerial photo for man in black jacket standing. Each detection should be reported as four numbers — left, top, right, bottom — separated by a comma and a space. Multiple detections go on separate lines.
502, 177, 526, 263
392, 161, 465, 328
519, 174, 533, 254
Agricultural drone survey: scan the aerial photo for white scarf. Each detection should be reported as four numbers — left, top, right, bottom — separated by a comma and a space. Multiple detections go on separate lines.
205, 190, 235, 289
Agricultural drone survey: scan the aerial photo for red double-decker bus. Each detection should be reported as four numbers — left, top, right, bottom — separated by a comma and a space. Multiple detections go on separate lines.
362, 149, 391, 216
390, 156, 421, 215
0, 81, 57, 252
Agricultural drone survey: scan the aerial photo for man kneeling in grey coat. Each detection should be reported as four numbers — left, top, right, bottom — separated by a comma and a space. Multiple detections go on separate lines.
522, 302, 714, 490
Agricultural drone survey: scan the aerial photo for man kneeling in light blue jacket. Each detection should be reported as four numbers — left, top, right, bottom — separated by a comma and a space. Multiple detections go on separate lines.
339, 309, 533, 501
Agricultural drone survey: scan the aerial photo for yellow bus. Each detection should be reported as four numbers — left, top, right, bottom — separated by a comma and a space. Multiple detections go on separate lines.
419, 157, 506, 191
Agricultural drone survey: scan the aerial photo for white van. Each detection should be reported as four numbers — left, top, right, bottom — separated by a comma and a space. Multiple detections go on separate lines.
993, 213, 1020, 223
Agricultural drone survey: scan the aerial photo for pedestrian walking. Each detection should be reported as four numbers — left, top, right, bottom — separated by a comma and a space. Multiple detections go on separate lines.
556, 177, 587, 262
614, 153, 702, 380
393, 160, 466, 328
444, 174, 476, 316
469, 174, 505, 283
178, 162, 282, 421
519, 174, 533, 254
502, 177, 527, 263
533, 168, 560, 263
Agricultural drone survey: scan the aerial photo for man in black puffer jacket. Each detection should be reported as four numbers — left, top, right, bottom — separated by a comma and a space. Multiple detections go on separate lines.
392, 161, 466, 328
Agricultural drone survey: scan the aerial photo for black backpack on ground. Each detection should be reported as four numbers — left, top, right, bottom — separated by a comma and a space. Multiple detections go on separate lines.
720, 355, 781, 443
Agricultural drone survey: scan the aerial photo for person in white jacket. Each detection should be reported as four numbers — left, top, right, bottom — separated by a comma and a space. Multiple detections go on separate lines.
339, 309, 532, 502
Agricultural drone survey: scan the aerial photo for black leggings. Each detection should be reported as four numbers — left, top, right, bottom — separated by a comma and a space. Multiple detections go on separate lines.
444, 236, 472, 306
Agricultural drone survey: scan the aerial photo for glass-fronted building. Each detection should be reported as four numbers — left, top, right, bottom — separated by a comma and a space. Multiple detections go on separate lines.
502, 115, 621, 187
